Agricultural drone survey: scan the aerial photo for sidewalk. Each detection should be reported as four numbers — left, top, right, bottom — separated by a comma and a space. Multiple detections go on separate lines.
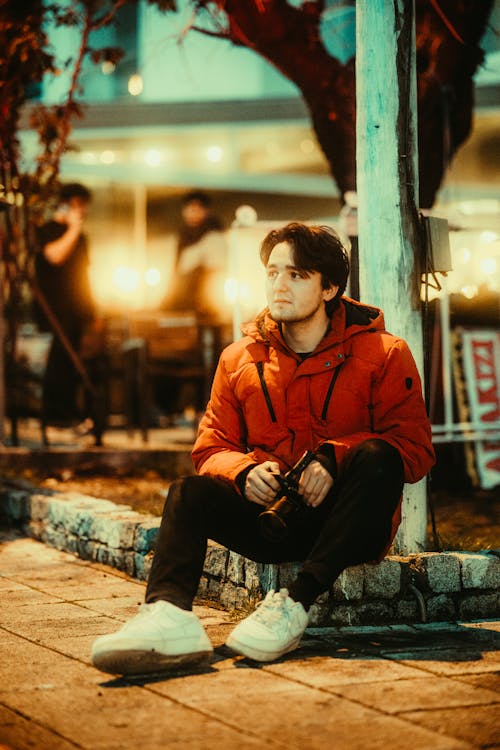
1, 529, 499, 750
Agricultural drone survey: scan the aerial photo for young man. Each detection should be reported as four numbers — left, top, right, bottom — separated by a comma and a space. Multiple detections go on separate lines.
35, 183, 96, 428
91, 222, 435, 676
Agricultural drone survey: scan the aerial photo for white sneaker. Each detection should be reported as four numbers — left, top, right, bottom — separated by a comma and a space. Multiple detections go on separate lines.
91, 600, 213, 676
226, 588, 308, 662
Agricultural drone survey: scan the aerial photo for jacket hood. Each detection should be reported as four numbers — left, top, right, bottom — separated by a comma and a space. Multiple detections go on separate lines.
242, 296, 386, 351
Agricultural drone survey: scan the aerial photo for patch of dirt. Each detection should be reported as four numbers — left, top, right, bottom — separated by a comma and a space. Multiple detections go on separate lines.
427, 488, 499, 551
23, 468, 171, 518
19, 468, 500, 552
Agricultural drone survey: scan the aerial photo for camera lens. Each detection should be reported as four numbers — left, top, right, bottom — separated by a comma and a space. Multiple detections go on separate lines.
259, 507, 289, 542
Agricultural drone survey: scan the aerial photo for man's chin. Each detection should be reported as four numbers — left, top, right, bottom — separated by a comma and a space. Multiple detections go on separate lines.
269, 305, 293, 321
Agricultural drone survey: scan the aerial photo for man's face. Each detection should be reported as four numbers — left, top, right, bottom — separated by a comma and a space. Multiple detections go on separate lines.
182, 199, 209, 228
61, 197, 89, 221
265, 241, 337, 324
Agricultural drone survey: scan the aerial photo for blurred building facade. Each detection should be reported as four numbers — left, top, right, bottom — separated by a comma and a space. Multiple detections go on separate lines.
18, 0, 500, 314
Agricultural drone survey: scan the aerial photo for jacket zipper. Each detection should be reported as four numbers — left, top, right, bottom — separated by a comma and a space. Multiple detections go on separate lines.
256, 361, 277, 423
321, 364, 343, 420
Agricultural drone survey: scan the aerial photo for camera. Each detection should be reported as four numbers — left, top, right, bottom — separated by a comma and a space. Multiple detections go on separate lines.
259, 450, 316, 542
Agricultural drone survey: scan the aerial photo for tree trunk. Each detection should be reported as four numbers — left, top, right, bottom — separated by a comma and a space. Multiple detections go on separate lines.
356, 0, 427, 553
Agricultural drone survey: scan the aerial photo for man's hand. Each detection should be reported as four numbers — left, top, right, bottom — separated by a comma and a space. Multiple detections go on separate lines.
65, 205, 85, 231
298, 460, 333, 508
245, 461, 281, 506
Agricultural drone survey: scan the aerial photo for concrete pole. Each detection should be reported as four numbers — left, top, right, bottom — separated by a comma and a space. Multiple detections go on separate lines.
356, 0, 427, 553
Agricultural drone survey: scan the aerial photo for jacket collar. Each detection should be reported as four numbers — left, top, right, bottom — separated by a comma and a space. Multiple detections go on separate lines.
243, 297, 385, 354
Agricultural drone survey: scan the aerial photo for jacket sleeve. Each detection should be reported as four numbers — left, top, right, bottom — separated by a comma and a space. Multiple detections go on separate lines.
191, 356, 259, 484
319, 338, 435, 483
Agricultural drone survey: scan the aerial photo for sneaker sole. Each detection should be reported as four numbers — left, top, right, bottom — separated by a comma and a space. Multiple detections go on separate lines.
225, 634, 301, 662
92, 648, 213, 676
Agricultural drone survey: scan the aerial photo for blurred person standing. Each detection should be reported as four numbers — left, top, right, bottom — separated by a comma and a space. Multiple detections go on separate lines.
158, 191, 229, 422
35, 183, 98, 429
164, 190, 228, 323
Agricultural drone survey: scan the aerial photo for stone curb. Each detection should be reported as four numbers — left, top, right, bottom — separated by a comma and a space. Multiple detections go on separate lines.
1, 482, 499, 627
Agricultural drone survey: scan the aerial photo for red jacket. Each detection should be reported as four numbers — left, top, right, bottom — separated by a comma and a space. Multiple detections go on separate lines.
192, 298, 435, 540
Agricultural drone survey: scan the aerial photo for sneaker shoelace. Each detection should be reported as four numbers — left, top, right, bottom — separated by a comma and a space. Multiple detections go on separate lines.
253, 590, 292, 627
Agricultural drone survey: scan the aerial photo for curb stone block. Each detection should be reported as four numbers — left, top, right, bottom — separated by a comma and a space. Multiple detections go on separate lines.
45, 493, 118, 532
395, 598, 420, 622
204, 543, 228, 579
29, 493, 51, 521
227, 551, 245, 585
196, 578, 209, 599
329, 604, 360, 627
27, 519, 46, 542
44, 525, 69, 551
459, 592, 500, 620
427, 593, 457, 621
3, 482, 500, 625
333, 565, 364, 601
243, 559, 262, 592
408, 552, 461, 593
459, 552, 500, 590
134, 519, 160, 553
46, 497, 107, 537
308, 591, 330, 627
76, 538, 98, 561
258, 563, 279, 592
219, 581, 243, 610
206, 576, 223, 600
88, 512, 140, 549
0, 490, 31, 522
356, 600, 394, 625
277, 561, 301, 590
134, 551, 153, 581
425, 553, 461, 593
95, 545, 133, 575
364, 559, 401, 598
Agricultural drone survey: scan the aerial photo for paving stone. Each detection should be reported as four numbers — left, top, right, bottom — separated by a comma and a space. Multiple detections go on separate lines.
384, 647, 500, 676
0, 704, 77, 750
400, 704, 500, 748
1, 534, 498, 750
331, 674, 500, 714
154, 670, 469, 750
265, 653, 428, 687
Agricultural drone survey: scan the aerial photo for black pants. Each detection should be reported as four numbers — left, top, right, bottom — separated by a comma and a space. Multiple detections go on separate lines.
146, 439, 405, 611
42, 318, 84, 424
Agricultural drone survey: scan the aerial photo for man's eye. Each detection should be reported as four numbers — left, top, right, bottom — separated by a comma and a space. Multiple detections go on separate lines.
267, 270, 277, 279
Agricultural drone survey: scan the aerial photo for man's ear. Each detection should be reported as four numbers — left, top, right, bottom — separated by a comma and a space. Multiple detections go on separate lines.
323, 284, 339, 301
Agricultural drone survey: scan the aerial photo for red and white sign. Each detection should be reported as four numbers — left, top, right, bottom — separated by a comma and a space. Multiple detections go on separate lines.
461, 329, 500, 489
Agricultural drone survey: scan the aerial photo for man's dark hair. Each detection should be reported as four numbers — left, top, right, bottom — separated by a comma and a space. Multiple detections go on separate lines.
260, 222, 350, 312
59, 183, 92, 203
181, 190, 212, 208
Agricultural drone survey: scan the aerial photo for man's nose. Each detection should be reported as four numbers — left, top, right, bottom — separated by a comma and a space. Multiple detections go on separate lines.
273, 272, 288, 290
